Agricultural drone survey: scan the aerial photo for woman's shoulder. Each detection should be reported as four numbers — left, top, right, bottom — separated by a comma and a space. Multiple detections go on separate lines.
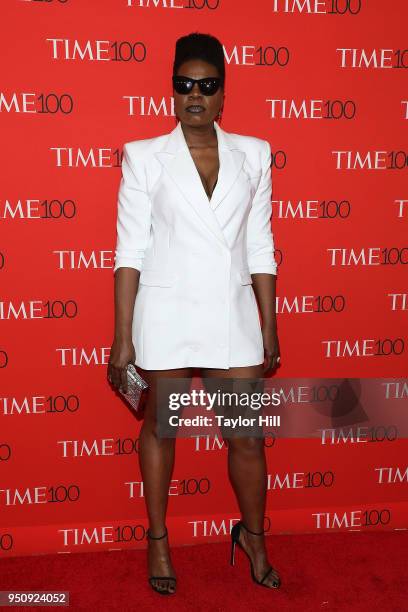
224, 129, 271, 168
122, 130, 170, 159
224, 128, 270, 155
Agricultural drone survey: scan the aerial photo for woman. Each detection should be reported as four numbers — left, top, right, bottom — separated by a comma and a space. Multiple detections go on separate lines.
108, 32, 281, 595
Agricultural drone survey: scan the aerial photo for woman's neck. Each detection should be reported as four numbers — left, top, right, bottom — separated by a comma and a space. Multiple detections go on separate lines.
180, 121, 217, 149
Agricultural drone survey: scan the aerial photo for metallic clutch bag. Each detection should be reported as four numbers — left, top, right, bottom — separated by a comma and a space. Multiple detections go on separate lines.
119, 363, 149, 412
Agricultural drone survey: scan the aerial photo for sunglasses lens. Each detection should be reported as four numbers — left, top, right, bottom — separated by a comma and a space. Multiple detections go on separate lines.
199, 78, 221, 96
173, 77, 192, 94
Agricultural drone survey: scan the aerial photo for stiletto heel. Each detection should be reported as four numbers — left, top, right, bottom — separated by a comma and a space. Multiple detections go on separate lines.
229, 520, 281, 589
146, 527, 177, 595
230, 538, 236, 566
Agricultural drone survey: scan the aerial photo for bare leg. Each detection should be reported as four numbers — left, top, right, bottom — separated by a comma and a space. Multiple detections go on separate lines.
138, 366, 194, 594
201, 364, 280, 588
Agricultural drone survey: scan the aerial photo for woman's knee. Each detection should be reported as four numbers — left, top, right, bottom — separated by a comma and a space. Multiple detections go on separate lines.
140, 415, 176, 447
139, 368, 193, 438
227, 435, 264, 455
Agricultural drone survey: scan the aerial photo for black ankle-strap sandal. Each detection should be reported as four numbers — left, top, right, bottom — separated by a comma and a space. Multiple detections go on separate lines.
146, 527, 177, 595
230, 520, 281, 589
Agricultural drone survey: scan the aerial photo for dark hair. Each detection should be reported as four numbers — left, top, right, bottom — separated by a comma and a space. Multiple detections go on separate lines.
173, 32, 225, 88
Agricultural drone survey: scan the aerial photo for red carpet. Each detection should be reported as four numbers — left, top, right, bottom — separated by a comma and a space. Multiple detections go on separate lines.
1, 532, 407, 611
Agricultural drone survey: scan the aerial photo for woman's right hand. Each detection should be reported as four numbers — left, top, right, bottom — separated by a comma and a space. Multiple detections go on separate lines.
107, 337, 136, 394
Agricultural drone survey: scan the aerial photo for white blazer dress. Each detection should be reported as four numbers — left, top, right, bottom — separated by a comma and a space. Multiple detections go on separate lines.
113, 119, 278, 370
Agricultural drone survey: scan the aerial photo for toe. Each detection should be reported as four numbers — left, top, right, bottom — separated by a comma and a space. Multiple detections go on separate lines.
262, 567, 280, 588
270, 570, 281, 588
153, 578, 165, 592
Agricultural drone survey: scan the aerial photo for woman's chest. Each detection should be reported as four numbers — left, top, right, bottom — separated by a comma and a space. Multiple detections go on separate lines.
188, 148, 220, 200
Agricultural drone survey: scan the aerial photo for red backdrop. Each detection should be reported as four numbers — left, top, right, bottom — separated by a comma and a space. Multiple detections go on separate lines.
1, 0, 407, 558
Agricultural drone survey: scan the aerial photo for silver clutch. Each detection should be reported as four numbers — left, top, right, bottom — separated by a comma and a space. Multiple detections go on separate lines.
119, 363, 149, 412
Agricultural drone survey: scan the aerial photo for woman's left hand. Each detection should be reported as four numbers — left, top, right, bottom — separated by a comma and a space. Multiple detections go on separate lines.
262, 324, 281, 374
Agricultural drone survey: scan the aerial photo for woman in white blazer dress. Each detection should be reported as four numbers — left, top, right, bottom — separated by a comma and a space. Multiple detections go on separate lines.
108, 32, 281, 594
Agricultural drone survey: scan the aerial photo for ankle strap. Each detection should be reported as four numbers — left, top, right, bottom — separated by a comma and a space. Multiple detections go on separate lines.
146, 526, 168, 540
241, 522, 264, 536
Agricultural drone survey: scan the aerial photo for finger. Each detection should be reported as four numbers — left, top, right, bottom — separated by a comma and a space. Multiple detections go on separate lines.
111, 367, 123, 390
272, 354, 281, 368
120, 365, 128, 393
266, 351, 278, 373
263, 351, 273, 374
263, 351, 269, 373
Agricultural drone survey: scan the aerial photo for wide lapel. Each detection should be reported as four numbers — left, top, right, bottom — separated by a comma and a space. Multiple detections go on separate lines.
211, 121, 246, 212
154, 120, 246, 249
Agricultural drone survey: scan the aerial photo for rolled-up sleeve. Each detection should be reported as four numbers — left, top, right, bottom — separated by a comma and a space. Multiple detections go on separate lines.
113, 143, 152, 273
246, 140, 278, 275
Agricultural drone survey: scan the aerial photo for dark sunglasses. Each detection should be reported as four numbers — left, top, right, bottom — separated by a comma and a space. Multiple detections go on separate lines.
172, 75, 221, 96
